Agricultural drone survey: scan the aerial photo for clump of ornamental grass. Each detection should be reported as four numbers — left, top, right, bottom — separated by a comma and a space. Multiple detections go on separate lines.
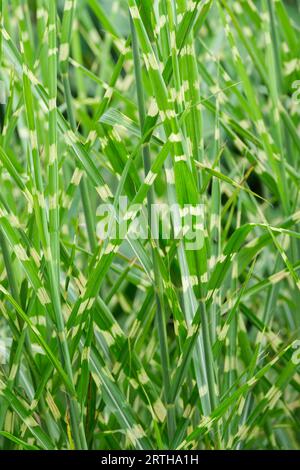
0, 0, 299, 450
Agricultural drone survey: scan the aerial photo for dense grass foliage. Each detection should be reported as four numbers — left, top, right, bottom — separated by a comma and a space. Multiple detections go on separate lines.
0, 0, 300, 450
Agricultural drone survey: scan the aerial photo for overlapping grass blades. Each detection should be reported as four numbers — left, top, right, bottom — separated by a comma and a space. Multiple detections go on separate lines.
0, 0, 299, 450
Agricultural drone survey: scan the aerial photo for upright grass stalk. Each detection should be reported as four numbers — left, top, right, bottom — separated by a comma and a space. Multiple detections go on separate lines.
130, 13, 176, 444
60, 0, 97, 252
18, 0, 86, 449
